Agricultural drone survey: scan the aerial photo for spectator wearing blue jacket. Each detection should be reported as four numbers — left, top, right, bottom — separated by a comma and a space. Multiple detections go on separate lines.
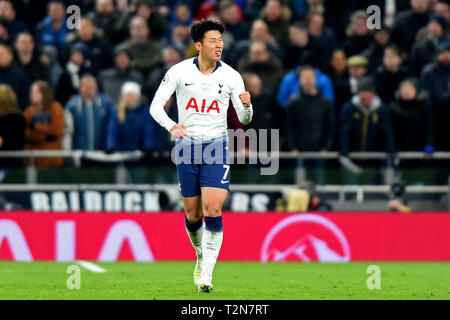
65, 74, 114, 150
35, 1, 71, 50
106, 82, 157, 152
277, 66, 335, 108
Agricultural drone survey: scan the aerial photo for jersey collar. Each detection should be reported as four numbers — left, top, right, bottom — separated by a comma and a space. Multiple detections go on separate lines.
193, 56, 222, 73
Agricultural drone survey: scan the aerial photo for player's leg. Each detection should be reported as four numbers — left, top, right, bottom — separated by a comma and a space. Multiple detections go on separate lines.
196, 137, 230, 292
182, 195, 204, 285
198, 186, 228, 292
176, 141, 204, 285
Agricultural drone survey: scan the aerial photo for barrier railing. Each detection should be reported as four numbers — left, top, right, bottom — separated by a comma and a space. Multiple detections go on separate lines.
0, 150, 449, 198
2, 150, 450, 159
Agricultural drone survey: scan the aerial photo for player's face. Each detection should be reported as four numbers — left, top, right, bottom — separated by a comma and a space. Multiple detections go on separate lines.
199, 30, 223, 62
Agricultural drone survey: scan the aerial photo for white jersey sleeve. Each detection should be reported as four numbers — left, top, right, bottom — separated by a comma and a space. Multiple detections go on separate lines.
149, 66, 178, 132
230, 71, 253, 125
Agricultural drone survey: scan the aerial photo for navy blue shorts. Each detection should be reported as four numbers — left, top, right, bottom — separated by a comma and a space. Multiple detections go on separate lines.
174, 137, 230, 197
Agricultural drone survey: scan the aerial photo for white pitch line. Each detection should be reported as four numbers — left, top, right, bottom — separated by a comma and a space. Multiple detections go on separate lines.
77, 260, 107, 273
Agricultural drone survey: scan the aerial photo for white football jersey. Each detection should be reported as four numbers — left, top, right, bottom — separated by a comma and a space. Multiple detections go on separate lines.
149, 57, 253, 140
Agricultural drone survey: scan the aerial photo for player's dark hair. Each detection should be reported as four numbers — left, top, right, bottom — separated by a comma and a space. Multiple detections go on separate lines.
190, 19, 225, 43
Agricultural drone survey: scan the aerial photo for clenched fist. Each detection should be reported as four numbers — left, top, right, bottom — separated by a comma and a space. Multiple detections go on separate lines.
239, 91, 251, 108
170, 124, 187, 139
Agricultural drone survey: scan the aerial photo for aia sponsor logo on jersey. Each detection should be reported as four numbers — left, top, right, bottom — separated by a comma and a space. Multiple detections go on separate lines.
185, 98, 220, 113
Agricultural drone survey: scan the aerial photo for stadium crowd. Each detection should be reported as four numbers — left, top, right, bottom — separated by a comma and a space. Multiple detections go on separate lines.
0, 0, 449, 172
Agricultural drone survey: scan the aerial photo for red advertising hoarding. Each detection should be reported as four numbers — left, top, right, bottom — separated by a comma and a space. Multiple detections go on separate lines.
0, 211, 449, 261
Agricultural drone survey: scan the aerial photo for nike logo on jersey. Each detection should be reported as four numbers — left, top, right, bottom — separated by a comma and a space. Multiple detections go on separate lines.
221, 179, 229, 184
185, 83, 195, 86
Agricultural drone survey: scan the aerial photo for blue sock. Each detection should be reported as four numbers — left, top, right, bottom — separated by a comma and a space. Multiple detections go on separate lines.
204, 216, 223, 232
185, 216, 203, 232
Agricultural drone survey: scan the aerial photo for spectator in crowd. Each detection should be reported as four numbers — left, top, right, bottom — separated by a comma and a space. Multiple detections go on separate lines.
145, 44, 183, 100
330, 50, 349, 108
389, 78, 434, 155
260, 0, 290, 47
391, 0, 430, 54
332, 54, 369, 115
89, 0, 120, 44
115, 0, 169, 42
0, 0, 28, 41
307, 11, 337, 69
0, 43, 30, 109
242, 72, 282, 131
285, 65, 335, 153
420, 43, 450, 108
329, 49, 348, 150
411, 14, 449, 76
277, 64, 334, 108
283, 21, 315, 70
1, 0, 449, 185
375, 45, 410, 104
218, 0, 249, 42
106, 81, 157, 152
169, 2, 193, 32
238, 41, 284, 95
98, 45, 143, 105
63, 16, 113, 75
56, 42, 93, 105
342, 10, 372, 57
0, 84, 25, 168
361, 25, 391, 72
66, 74, 114, 151
434, 1, 450, 24
23, 81, 64, 168
35, 0, 72, 50
433, 1, 450, 39
122, 15, 164, 77
225, 19, 282, 69
340, 76, 396, 156
13, 32, 48, 83
170, 23, 191, 51
39, 45, 64, 89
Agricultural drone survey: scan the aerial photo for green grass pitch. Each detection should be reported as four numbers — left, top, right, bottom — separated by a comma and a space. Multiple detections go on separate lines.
0, 261, 449, 300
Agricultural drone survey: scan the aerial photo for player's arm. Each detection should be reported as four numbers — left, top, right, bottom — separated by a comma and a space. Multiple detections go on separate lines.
149, 67, 186, 139
230, 73, 253, 125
